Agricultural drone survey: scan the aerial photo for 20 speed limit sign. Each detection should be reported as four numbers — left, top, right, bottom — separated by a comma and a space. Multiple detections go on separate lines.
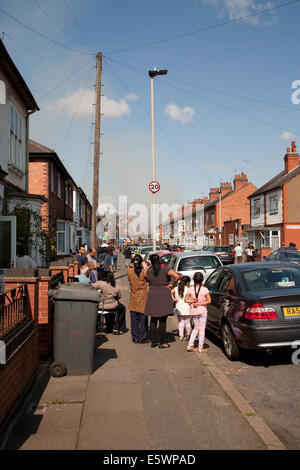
149, 181, 160, 193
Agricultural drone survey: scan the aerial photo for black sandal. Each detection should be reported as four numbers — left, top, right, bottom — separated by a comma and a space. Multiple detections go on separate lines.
159, 343, 170, 349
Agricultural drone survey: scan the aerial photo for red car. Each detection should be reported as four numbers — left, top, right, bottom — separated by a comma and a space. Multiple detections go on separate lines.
145, 251, 177, 267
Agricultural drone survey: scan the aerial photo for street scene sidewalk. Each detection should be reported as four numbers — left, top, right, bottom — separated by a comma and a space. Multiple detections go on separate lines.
3, 256, 285, 451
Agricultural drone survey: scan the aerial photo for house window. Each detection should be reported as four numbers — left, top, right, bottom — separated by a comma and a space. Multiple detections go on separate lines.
269, 196, 278, 214
9, 103, 24, 171
57, 175, 62, 199
57, 221, 66, 253
253, 199, 261, 217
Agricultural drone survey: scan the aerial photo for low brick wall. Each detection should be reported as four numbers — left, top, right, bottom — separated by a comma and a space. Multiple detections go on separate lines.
0, 322, 39, 441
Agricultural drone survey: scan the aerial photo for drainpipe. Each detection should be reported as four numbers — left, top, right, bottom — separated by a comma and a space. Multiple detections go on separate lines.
26, 108, 38, 193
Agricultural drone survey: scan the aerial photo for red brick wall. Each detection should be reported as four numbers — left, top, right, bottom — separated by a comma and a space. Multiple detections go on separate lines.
0, 328, 38, 431
212, 183, 256, 244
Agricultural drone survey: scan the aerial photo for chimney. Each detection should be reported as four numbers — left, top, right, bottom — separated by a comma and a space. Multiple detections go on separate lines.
233, 172, 248, 191
209, 187, 220, 201
284, 140, 299, 174
220, 181, 232, 196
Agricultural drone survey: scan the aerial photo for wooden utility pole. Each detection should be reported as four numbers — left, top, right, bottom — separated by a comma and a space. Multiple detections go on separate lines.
91, 52, 102, 248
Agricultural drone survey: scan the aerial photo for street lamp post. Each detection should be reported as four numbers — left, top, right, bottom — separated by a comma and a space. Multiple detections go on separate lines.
148, 67, 167, 253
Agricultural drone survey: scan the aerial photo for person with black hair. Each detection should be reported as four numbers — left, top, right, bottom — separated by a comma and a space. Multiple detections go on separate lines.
185, 272, 211, 353
172, 276, 191, 341
145, 253, 181, 348
92, 272, 126, 334
127, 255, 149, 344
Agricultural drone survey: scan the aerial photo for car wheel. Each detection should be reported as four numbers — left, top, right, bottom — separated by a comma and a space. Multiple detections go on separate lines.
222, 322, 240, 361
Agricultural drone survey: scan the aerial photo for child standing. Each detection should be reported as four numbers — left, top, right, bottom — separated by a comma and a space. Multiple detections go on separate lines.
184, 272, 211, 353
172, 276, 191, 341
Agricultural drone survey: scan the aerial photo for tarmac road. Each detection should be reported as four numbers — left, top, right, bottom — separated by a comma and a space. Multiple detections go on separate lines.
3, 256, 297, 451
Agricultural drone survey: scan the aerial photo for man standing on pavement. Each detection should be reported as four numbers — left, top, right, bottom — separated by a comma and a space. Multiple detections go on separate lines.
234, 243, 243, 264
77, 245, 87, 271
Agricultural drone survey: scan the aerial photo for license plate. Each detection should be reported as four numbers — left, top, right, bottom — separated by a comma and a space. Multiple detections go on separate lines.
220, 254, 227, 257
283, 306, 300, 317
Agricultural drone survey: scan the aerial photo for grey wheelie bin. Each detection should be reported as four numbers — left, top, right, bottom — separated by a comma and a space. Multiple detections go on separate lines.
48, 283, 102, 377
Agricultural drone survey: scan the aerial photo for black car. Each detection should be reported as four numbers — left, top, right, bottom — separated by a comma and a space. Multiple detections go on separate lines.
264, 249, 300, 265
204, 262, 300, 361
207, 245, 234, 264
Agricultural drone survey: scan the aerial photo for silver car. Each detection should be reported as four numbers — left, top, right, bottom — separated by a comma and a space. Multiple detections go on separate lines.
139, 246, 161, 260
168, 251, 223, 284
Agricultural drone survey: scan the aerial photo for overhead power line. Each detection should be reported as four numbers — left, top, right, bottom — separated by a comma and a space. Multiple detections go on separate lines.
157, 78, 300, 137
103, 57, 207, 177
0, 6, 95, 55
104, 0, 300, 55
58, 63, 94, 155
32, 0, 86, 49
104, 55, 300, 114
63, 0, 91, 47
37, 57, 95, 101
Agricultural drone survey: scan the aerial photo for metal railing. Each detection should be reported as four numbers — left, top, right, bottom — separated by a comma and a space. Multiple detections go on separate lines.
0, 284, 29, 339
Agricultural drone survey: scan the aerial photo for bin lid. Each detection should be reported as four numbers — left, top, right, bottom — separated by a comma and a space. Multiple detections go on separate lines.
49, 283, 102, 302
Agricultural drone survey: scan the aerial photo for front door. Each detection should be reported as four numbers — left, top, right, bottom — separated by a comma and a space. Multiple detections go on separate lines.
0, 216, 16, 268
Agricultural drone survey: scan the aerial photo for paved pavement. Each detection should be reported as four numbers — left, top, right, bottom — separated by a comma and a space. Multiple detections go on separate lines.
3, 256, 287, 451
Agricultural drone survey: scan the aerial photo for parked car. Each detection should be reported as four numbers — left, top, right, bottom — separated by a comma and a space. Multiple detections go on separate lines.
264, 249, 300, 265
144, 251, 168, 265
203, 261, 300, 361
168, 251, 223, 283
207, 245, 235, 264
139, 246, 161, 260
202, 245, 212, 251
144, 251, 176, 267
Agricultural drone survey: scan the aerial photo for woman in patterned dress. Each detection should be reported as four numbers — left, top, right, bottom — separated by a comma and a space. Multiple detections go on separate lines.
127, 255, 149, 344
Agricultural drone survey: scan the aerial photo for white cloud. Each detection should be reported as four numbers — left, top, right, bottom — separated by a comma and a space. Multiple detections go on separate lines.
47, 89, 138, 119
280, 131, 294, 141
164, 103, 195, 124
202, 0, 276, 26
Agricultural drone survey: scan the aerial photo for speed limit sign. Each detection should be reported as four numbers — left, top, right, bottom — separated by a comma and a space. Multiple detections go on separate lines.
149, 181, 160, 193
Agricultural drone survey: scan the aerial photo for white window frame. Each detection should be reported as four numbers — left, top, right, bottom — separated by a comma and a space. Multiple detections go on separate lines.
269, 196, 278, 214
9, 102, 25, 172
57, 221, 66, 254
253, 198, 261, 218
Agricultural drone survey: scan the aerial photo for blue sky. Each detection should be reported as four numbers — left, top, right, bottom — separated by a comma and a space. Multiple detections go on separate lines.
1, 0, 300, 210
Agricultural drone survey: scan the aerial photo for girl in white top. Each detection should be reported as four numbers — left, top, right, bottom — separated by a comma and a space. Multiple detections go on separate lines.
172, 276, 191, 341
184, 272, 211, 353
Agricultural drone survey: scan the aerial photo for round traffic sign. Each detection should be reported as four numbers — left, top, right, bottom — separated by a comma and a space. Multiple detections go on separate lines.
149, 181, 160, 193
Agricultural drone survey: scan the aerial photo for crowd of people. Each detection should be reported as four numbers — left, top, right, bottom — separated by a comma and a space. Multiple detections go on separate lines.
74, 239, 298, 352
74, 243, 211, 352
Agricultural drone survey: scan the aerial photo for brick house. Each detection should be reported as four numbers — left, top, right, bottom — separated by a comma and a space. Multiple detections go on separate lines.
248, 141, 300, 257
203, 173, 257, 247
73, 187, 92, 249
29, 139, 78, 259
0, 39, 45, 270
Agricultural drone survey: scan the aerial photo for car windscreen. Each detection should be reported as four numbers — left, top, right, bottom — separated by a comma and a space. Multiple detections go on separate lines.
242, 266, 300, 291
141, 247, 159, 253
285, 251, 300, 261
178, 255, 221, 271
212, 247, 231, 253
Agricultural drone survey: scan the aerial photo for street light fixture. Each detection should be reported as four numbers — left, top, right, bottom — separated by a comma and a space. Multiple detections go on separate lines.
148, 67, 168, 253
